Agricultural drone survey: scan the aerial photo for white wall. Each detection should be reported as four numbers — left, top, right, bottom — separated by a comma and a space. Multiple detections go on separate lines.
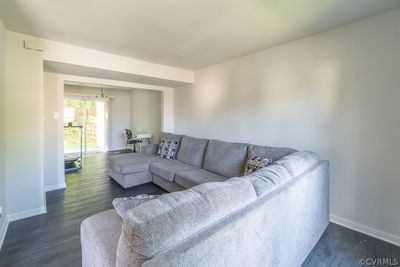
175, 9, 400, 244
4, 29, 182, 221
130, 89, 162, 144
0, 18, 8, 248
43, 72, 65, 191
5, 32, 46, 220
64, 85, 131, 150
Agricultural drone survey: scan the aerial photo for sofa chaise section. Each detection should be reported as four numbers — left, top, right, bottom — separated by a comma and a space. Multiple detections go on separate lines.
108, 153, 162, 188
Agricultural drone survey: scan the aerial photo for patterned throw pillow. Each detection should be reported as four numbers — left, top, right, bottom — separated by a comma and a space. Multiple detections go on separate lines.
112, 194, 159, 217
157, 139, 179, 160
244, 156, 273, 175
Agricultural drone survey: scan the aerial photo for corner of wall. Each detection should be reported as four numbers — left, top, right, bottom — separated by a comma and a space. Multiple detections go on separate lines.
0, 217, 9, 251
0, 16, 8, 252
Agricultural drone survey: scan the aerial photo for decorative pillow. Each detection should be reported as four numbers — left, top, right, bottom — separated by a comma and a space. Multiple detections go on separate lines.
157, 139, 179, 160
112, 194, 159, 217
243, 156, 273, 175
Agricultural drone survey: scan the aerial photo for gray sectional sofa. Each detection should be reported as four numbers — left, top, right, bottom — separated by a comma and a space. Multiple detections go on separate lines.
107, 132, 296, 191
82, 132, 329, 266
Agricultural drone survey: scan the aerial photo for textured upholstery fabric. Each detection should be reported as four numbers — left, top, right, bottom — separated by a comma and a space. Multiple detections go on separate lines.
243, 156, 273, 175
240, 164, 293, 197
203, 140, 249, 177
83, 152, 329, 267
152, 174, 186, 192
141, 144, 158, 155
248, 144, 297, 161
275, 151, 321, 177
159, 132, 184, 144
116, 231, 147, 267
81, 210, 122, 267
177, 136, 209, 167
108, 153, 161, 174
175, 168, 227, 189
149, 160, 196, 182
120, 179, 257, 259
112, 194, 160, 217
141, 161, 329, 267
107, 167, 152, 189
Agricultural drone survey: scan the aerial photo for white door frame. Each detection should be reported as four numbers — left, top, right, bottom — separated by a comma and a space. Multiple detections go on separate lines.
43, 73, 174, 193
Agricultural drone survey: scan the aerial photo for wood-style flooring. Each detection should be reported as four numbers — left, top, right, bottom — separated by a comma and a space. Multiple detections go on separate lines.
0, 152, 165, 266
0, 152, 399, 266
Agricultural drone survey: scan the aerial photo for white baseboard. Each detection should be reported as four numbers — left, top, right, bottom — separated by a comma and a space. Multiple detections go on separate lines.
8, 206, 47, 222
45, 182, 67, 192
0, 217, 9, 251
330, 214, 400, 247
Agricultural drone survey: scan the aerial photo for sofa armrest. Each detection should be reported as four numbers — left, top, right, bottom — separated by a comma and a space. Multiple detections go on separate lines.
141, 144, 159, 155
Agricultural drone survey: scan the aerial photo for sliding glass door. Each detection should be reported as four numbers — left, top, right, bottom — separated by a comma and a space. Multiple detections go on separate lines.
64, 98, 106, 154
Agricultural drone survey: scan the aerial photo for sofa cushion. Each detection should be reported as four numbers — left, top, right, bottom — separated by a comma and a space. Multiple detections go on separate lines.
149, 160, 196, 182
157, 139, 179, 160
81, 210, 122, 267
175, 168, 227, 189
108, 153, 161, 174
121, 178, 257, 258
243, 156, 273, 175
248, 145, 297, 161
275, 151, 321, 177
112, 194, 160, 217
142, 144, 159, 155
203, 140, 249, 177
177, 136, 209, 167
240, 164, 293, 197
159, 132, 184, 144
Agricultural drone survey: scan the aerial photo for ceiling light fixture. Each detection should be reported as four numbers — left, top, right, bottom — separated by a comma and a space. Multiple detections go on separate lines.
95, 85, 110, 100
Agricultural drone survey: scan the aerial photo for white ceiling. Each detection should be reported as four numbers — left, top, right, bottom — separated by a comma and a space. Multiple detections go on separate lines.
1, 0, 400, 70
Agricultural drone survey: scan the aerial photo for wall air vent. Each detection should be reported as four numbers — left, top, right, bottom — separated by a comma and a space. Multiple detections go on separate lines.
23, 40, 44, 52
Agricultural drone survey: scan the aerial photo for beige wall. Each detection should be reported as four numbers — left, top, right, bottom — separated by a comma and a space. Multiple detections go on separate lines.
0, 18, 7, 246
130, 89, 162, 144
175, 9, 400, 243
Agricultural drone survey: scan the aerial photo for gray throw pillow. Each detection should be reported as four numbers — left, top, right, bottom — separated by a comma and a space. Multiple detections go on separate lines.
243, 156, 273, 175
112, 194, 159, 217
157, 139, 179, 160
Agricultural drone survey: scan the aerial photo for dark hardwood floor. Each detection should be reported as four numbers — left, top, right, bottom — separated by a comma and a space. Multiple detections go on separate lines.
0, 152, 165, 267
0, 152, 399, 266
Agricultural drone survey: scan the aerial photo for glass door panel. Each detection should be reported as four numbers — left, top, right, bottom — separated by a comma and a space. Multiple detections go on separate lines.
64, 98, 106, 154
64, 99, 85, 154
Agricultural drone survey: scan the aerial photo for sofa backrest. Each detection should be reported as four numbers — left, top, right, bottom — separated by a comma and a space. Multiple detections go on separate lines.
248, 144, 297, 161
116, 178, 257, 265
274, 151, 321, 177
141, 156, 329, 267
159, 132, 184, 144
202, 140, 249, 177
177, 136, 209, 167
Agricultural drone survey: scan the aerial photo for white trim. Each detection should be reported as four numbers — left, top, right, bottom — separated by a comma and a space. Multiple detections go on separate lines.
45, 183, 67, 192
330, 214, 400, 247
0, 218, 9, 251
8, 207, 47, 222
